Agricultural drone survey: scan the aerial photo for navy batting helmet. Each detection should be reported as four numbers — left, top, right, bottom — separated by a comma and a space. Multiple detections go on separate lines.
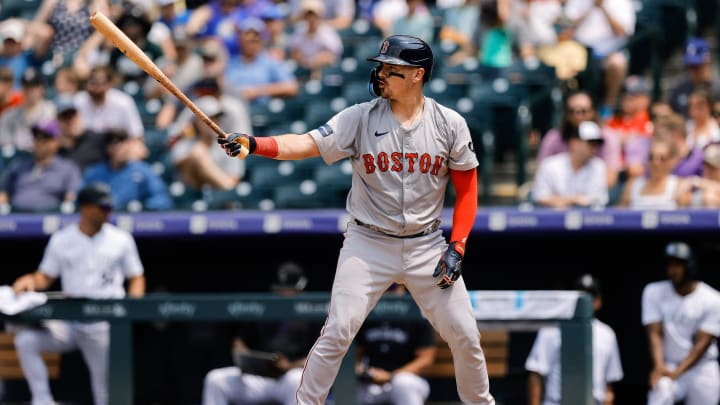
574, 274, 601, 297
665, 241, 697, 278
367, 35, 434, 96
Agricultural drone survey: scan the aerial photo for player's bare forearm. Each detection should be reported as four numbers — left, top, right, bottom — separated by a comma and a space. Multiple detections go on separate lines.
527, 372, 544, 405
672, 331, 715, 377
603, 384, 615, 405
13, 271, 55, 293
127, 275, 146, 298
274, 134, 321, 160
393, 346, 436, 376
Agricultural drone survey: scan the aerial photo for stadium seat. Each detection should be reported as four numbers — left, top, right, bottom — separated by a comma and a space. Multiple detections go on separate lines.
168, 182, 204, 211
0, 0, 41, 19
247, 160, 311, 194
313, 162, 352, 208
341, 81, 373, 106
273, 181, 332, 209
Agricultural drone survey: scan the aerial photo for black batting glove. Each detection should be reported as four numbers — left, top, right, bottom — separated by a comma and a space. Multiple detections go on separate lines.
218, 132, 254, 157
433, 241, 464, 289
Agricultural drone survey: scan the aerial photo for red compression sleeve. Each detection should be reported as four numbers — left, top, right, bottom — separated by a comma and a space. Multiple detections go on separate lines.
449, 168, 478, 254
254, 136, 279, 158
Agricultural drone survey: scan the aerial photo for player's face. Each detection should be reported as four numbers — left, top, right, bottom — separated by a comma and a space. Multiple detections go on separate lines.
666, 258, 688, 287
376, 63, 421, 99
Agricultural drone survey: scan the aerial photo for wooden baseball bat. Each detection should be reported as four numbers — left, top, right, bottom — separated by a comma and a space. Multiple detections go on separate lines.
88, 11, 249, 159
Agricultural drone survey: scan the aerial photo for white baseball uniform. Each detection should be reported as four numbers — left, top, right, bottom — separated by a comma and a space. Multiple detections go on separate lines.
14, 222, 144, 405
525, 320, 624, 405
642, 280, 720, 405
296, 97, 495, 405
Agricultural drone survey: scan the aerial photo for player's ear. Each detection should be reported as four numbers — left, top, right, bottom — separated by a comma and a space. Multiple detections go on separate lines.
415, 68, 425, 84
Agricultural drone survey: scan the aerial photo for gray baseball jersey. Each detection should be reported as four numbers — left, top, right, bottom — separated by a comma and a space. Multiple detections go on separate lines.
309, 97, 478, 237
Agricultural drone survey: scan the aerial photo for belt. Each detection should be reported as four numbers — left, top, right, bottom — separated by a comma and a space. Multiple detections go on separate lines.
354, 219, 440, 239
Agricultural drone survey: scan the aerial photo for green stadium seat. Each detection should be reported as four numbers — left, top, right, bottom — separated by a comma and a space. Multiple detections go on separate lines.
273, 181, 333, 209
341, 81, 373, 106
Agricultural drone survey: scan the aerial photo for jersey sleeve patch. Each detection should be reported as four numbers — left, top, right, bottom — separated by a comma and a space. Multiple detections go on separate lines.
315, 124, 334, 137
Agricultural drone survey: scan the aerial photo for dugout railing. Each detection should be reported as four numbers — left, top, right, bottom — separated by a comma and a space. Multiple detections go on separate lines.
1, 291, 593, 405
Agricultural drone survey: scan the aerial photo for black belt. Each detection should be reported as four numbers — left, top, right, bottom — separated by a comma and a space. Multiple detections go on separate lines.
354, 219, 440, 239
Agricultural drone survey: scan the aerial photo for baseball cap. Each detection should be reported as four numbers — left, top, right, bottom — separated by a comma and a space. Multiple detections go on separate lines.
0, 19, 24, 43
622, 75, 650, 95
298, 0, 325, 16
665, 241, 693, 261
21, 68, 45, 87
194, 95, 223, 118
77, 182, 114, 209
156, 0, 175, 6
271, 261, 308, 292
104, 128, 130, 144
703, 143, 720, 168
261, 4, 285, 20
55, 95, 78, 115
574, 274, 601, 297
578, 121, 603, 143
31, 120, 61, 139
198, 39, 226, 61
236, 17, 266, 34
684, 37, 711, 66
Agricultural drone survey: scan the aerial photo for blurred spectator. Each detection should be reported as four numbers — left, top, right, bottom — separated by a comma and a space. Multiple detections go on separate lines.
288, 0, 355, 30
82, 129, 172, 211
537, 89, 621, 189
649, 100, 673, 123
201, 261, 320, 405
10, 182, 145, 405
0, 68, 56, 152
525, 274, 623, 405
642, 241, 720, 405
668, 37, 720, 118
224, 18, 299, 107
477, 0, 513, 68
288, 0, 344, 81
562, 0, 636, 117
146, 28, 204, 106
0, 19, 34, 89
0, 67, 24, 116
390, 0, 434, 43
617, 137, 683, 210
532, 121, 609, 208
685, 86, 720, 151
677, 142, 720, 208
74, 65, 148, 160
156, 0, 192, 31
30, 0, 109, 64
604, 75, 653, 181
168, 95, 247, 190
261, 5, 290, 61
110, 5, 165, 85
372, 0, 410, 37
186, 0, 271, 56
0, 120, 81, 213
714, 99, 720, 128
53, 66, 81, 99
511, 0, 563, 63
437, 0, 480, 66
653, 113, 703, 178
355, 284, 437, 405
55, 95, 107, 171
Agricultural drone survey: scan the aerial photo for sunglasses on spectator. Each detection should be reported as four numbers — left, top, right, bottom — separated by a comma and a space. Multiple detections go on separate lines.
648, 153, 670, 162
567, 107, 592, 115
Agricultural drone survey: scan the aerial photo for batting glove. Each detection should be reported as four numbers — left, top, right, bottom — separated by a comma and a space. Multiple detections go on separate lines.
433, 241, 464, 289
218, 132, 254, 157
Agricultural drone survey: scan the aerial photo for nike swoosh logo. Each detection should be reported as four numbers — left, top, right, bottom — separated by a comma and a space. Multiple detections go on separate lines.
374, 131, 389, 137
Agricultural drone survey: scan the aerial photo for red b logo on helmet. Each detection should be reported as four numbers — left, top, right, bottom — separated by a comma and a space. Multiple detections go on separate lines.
380, 40, 389, 54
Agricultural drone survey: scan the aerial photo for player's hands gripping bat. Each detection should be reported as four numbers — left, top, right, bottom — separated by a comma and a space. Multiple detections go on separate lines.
88, 11, 249, 159
433, 241, 464, 289
219, 133, 254, 157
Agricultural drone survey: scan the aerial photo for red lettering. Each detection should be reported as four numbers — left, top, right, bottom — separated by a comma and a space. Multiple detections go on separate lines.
431, 156, 444, 176
404, 153, 418, 172
362, 154, 376, 173
391, 152, 402, 172
377, 152, 389, 172
419, 153, 431, 173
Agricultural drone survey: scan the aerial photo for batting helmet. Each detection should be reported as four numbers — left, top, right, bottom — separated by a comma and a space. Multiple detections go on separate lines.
574, 274, 601, 297
271, 261, 308, 292
665, 241, 697, 278
367, 35, 434, 96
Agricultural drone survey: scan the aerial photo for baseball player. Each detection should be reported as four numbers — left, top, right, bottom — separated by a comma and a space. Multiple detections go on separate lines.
642, 241, 720, 405
219, 35, 495, 404
11, 182, 146, 405
525, 274, 624, 405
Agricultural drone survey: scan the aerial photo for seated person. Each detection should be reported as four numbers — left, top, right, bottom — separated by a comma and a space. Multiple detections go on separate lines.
355, 284, 437, 405
677, 142, 720, 208
287, 0, 344, 81
532, 121, 608, 208
0, 120, 81, 213
202, 262, 321, 405
82, 129, 173, 211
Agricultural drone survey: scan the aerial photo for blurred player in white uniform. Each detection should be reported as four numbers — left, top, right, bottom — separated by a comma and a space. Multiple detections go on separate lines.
642, 241, 720, 405
218, 35, 495, 405
525, 274, 623, 405
12, 183, 146, 405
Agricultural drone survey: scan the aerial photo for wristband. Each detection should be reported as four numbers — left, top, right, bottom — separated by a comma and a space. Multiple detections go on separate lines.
254, 136, 279, 159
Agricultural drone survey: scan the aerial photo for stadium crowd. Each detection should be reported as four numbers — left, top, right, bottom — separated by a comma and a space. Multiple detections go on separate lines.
0, 0, 717, 213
